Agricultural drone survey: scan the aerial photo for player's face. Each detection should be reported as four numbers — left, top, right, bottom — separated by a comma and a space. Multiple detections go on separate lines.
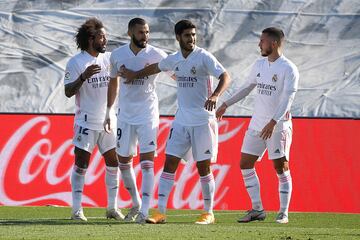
130, 24, 149, 49
93, 28, 107, 53
258, 33, 275, 57
177, 28, 196, 52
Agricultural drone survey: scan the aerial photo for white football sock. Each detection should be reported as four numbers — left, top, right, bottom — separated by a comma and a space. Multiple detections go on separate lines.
119, 161, 141, 208
277, 170, 292, 215
200, 173, 215, 214
158, 171, 175, 214
71, 165, 87, 213
241, 168, 263, 211
105, 166, 119, 210
140, 160, 154, 217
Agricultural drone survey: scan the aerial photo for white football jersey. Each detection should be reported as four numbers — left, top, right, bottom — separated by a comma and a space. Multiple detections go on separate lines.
64, 51, 115, 130
110, 44, 167, 125
159, 46, 226, 126
244, 55, 299, 132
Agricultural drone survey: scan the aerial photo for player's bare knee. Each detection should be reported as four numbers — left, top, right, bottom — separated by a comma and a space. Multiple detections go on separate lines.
163, 155, 180, 173
74, 147, 90, 168
273, 158, 289, 173
196, 160, 211, 176
118, 155, 133, 164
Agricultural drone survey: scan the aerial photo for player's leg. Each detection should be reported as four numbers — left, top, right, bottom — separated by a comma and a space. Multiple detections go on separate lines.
147, 122, 189, 224
195, 159, 215, 225
70, 125, 96, 221
273, 157, 291, 223
146, 154, 181, 224
238, 129, 266, 223
136, 123, 157, 223
116, 121, 141, 221
268, 127, 293, 224
102, 148, 124, 220
192, 121, 217, 224
71, 147, 90, 221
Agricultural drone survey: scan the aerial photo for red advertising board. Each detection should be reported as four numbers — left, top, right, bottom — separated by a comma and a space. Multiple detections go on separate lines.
0, 114, 359, 213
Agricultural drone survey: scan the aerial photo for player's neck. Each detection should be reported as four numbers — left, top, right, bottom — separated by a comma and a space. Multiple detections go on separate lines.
267, 50, 281, 63
181, 49, 193, 59
86, 49, 99, 57
129, 43, 144, 56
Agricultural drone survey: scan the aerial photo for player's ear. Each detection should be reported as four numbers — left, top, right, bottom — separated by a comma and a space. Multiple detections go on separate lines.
176, 34, 180, 42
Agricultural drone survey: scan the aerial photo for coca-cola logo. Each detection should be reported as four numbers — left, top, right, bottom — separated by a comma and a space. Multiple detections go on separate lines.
0, 115, 244, 209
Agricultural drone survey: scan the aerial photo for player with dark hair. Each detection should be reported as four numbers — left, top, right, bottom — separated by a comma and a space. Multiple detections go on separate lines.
120, 19, 231, 224
216, 27, 299, 224
64, 18, 124, 221
104, 17, 168, 224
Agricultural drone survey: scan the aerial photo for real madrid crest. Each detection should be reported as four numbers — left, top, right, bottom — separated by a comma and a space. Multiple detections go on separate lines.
190, 66, 196, 75
65, 71, 70, 80
272, 74, 278, 82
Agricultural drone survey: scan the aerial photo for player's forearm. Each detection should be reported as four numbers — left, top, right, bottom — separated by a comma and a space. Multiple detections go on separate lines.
107, 77, 118, 108
272, 90, 296, 122
211, 72, 231, 98
224, 83, 256, 107
135, 63, 161, 79
64, 74, 85, 98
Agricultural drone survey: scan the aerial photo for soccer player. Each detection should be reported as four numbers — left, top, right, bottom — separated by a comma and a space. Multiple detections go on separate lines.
64, 18, 124, 221
120, 19, 231, 224
216, 27, 299, 224
103, 18, 168, 224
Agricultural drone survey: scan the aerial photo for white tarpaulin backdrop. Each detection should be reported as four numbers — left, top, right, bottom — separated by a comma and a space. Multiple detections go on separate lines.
0, 0, 359, 118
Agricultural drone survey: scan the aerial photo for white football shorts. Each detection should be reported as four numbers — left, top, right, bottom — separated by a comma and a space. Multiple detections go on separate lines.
72, 124, 116, 154
165, 120, 218, 163
241, 126, 293, 160
116, 120, 158, 157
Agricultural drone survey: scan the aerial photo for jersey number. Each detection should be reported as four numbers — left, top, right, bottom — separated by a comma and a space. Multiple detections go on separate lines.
117, 128, 122, 140
168, 128, 174, 139
78, 126, 89, 135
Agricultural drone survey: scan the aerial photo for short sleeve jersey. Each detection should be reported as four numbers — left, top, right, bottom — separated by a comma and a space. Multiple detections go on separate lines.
158, 46, 226, 126
110, 44, 167, 125
64, 51, 115, 130
246, 55, 299, 132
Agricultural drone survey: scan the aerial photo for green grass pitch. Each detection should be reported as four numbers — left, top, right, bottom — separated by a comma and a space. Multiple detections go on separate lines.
0, 206, 359, 239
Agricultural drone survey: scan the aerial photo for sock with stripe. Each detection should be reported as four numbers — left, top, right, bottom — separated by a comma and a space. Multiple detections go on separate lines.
200, 173, 215, 214
158, 171, 175, 214
119, 161, 141, 208
277, 170, 292, 215
140, 160, 154, 217
71, 165, 87, 213
241, 168, 263, 211
105, 166, 119, 210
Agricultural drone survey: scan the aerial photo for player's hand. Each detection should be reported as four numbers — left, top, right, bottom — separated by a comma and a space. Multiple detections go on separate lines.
216, 103, 227, 121
260, 119, 277, 140
103, 107, 112, 133
119, 65, 136, 84
204, 94, 218, 111
83, 64, 101, 80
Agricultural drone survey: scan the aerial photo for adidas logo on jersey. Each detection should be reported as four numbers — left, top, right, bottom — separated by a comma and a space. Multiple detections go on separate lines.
274, 149, 280, 153
256, 73, 260, 77
175, 66, 179, 71
149, 141, 155, 146
204, 149, 211, 154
